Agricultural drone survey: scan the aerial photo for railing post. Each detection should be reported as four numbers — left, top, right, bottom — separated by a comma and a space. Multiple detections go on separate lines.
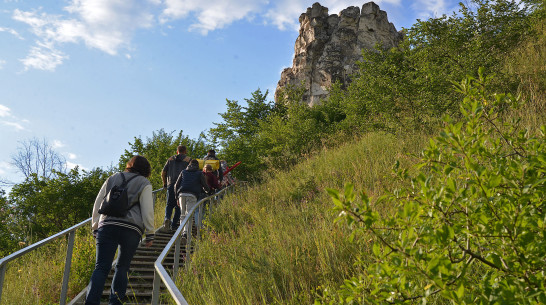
0, 263, 7, 303
196, 203, 203, 243
59, 230, 76, 305
173, 233, 182, 280
185, 215, 193, 270
151, 269, 161, 305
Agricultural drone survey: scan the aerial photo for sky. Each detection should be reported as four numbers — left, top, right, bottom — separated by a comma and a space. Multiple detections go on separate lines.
0, 0, 461, 187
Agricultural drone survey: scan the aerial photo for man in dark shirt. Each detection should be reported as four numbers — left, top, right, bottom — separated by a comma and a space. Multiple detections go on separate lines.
160, 145, 191, 232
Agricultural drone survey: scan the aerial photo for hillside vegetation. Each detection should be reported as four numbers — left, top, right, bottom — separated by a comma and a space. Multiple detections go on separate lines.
177, 0, 546, 304
178, 131, 427, 304
177, 79, 544, 304
0, 0, 544, 304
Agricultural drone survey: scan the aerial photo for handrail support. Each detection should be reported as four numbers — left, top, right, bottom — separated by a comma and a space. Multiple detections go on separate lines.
60, 231, 76, 305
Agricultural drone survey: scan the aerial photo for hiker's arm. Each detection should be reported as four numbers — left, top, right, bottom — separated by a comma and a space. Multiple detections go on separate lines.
161, 170, 167, 188
174, 172, 183, 196
140, 184, 155, 245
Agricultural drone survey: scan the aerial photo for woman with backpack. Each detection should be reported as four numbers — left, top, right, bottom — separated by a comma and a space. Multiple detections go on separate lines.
85, 155, 155, 305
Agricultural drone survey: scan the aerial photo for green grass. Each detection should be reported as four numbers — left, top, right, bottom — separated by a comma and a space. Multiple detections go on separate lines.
176, 131, 429, 304
174, 82, 545, 304
0, 227, 90, 305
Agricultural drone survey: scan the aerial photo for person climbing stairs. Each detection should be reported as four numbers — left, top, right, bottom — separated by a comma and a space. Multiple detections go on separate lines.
69, 229, 189, 305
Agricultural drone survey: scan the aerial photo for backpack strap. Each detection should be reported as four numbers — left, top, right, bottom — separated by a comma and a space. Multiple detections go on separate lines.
124, 173, 140, 185
123, 173, 142, 211
119, 172, 127, 185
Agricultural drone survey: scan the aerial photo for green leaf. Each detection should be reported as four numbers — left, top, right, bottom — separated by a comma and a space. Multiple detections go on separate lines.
344, 183, 355, 202
372, 242, 381, 257
326, 188, 340, 200
455, 283, 464, 299
488, 174, 502, 188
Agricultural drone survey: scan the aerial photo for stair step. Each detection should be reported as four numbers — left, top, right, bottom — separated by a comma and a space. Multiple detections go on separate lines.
102, 290, 155, 297
105, 282, 164, 290
134, 248, 193, 256
131, 260, 185, 266
132, 256, 185, 262
108, 274, 155, 281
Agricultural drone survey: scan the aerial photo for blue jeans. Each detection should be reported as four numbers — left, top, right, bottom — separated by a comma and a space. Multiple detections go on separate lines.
165, 184, 180, 229
85, 225, 141, 305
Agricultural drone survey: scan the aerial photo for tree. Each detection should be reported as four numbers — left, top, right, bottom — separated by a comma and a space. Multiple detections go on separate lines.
208, 89, 276, 180
0, 189, 17, 256
211, 86, 346, 178
119, 129, 208, 188
258, 96, 327, 169
330, 0, 534, 135
9, 167, 110, 242
324, 72, 546, 304
11, 137, 67, 179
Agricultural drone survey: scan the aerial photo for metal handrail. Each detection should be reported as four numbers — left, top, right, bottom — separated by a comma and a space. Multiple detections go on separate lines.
0, 187, 165, 305
152, 185, 235, 305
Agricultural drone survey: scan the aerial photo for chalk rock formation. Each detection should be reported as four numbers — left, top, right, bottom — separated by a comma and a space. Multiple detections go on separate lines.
275, 2, 403, 106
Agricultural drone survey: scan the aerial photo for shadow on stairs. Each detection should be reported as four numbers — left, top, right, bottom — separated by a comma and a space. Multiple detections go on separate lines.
69, 230, 186, 305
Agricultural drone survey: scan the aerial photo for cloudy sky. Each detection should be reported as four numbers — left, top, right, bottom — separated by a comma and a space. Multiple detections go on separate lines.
0, 0, 460, 187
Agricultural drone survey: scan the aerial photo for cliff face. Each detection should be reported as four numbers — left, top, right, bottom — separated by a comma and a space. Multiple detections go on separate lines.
275, 2, 403, 106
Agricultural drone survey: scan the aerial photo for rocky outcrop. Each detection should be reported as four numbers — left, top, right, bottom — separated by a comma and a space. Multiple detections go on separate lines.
275, 2, 403, 106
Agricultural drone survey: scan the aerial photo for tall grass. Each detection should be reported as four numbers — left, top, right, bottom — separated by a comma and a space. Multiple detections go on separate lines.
504, 18, 546, 129
0, 226, 92, 305
176, 131, 428, 304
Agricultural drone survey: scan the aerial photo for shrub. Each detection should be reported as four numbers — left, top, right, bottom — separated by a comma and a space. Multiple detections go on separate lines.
324, 70, 546, 304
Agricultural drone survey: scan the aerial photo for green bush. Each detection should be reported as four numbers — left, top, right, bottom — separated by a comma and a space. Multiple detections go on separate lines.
325, 71, 546, 304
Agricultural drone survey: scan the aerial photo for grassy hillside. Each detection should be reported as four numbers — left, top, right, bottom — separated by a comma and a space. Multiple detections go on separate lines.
176, 131, 429, 304
177, 85, 545, 304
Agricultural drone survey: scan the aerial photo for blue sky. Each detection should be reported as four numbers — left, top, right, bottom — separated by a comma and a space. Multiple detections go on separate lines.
0, 0, 461, 186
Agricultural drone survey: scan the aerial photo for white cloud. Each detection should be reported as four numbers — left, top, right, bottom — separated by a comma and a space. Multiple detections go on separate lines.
13, 0, 159, 70
0, 104, 11, 117
66, 161, 86, 170
0, 26, 24, 39
13, 0, 275, 70
412, 0, 458, 19
67, 153, 77, 160
0, 104, 29, 130
2, 121, 25, 131
161, 0, 268, 35
19, 42, 67, 71
52, 139, 66, 148
0, 59, 5, 69
0, 161, 11, 175
11, 0, 411, 71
